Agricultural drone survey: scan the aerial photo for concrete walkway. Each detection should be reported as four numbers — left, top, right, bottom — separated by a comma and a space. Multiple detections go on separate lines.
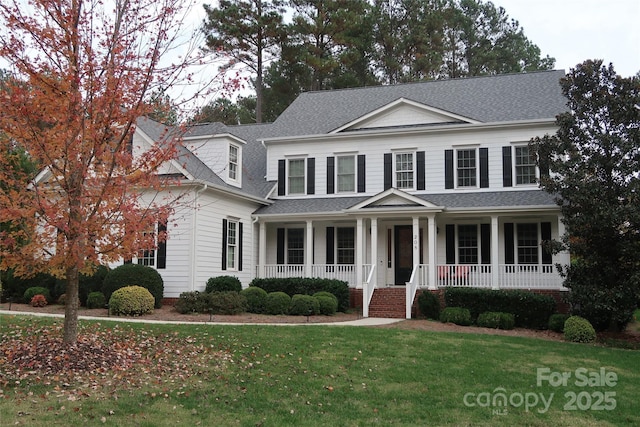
0, 309, 403, 327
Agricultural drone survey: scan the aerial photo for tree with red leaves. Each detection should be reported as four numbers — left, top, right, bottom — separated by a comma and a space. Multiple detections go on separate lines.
0, 0, 211, 343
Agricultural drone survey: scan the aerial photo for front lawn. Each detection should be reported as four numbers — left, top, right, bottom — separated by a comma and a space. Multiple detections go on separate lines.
1, 314, 638, 426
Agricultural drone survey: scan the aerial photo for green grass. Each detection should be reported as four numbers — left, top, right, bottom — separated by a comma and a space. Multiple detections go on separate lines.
1, 314, 638, 426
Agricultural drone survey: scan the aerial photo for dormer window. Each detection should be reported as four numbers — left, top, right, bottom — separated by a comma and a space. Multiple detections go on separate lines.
229, 144, 239, 182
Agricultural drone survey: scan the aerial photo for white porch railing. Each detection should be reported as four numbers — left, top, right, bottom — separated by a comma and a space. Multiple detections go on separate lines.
434, 264, 564, 290
260, 264, 305, 278
406, 264, 428, 319
258, 264, 372, 285
362, 265, 377, 318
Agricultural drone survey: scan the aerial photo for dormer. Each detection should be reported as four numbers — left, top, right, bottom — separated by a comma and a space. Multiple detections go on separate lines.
184, 133, 246, 188
331, 98, 479, 133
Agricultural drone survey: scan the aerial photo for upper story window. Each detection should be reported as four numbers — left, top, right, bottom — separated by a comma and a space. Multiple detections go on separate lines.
337, 156, 355, 192
514, 146, 537, 185
288, 159, 305, 194
395, 152, 414, 189
228, 144, 239, 181
457, 149, 477, 187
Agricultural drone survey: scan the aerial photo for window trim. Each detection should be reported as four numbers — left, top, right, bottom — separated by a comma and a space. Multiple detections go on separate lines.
457, 224, 478, 265
228, 143, 240, 183
516, 223, 539, 265
226, 219, 238, 271
336, 155, 356, 193
287, 158, 306, 195
455, 148, 478, 188
336, 227, 355, 265
286, 228, 305, 265
394, 151, 415, 190
513, 145, 538, 186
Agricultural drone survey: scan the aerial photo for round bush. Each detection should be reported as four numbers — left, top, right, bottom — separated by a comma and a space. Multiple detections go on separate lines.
23, 286, 51, 304
102, 264, 164, 308
207, 291, 247, 315
417, 290, 441, 320
564, 315, 596, 343
548, 313, 570, 333
315, 295, 338, 316
241, 286, 268, 313
289, 294, 320, 316
30, 294, 48, 307
265, 292, 291, 315
477, 312, 515, 330
313, 291, 338, 305
205, 275, 242, 293
86, 291, 106, 309
108, 286, 155, 316
439, 307, 472, 326
175, 291, 209, 314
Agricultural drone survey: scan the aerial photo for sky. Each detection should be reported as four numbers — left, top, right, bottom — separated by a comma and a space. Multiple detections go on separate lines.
491, 0, 639, 77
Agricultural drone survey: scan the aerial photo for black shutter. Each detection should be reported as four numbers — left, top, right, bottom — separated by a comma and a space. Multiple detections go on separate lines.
157, 221, 167, 269
480, 223, 490, 264
445, 149, 454, 189
326, 227, 335, 264
276, 228, 285, 265
417, 151, 425, 190
222, 219, 228, 270
504, 222, 514, 264
238, 222, 243, 271
384, 153, 392, 189
479, 148, 489, 188
541, 222, 552, 264
357, 154, 366, 193
307, 157, 315, 195
445, 224, 455, 264
326, 156, 335, 194
278, 159, 286, 195
502, 146, 512, 187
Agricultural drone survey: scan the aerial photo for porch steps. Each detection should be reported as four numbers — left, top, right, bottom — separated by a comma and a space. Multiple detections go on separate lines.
368, 287, 410, 319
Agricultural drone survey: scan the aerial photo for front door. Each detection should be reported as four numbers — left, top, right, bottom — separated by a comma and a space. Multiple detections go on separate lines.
394, 225, 413, 285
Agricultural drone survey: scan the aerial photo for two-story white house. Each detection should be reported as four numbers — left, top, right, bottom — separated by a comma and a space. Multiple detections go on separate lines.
134, 70, 570, 318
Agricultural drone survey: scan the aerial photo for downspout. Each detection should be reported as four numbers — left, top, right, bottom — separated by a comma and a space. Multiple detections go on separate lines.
190, 184, 208, 291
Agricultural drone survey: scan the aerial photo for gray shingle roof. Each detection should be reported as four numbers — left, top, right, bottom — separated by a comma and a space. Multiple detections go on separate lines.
270, 70, 567, 137
254, 190, 557, 216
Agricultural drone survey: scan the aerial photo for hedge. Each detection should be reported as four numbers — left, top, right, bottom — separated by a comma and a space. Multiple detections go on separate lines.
205, 276, 242, 293
249, 278, 349, 312
439, 307, 472, 326
444, 287, 556, 329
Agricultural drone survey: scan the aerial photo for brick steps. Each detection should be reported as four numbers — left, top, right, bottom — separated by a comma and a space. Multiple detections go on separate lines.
368, 287, 408, 318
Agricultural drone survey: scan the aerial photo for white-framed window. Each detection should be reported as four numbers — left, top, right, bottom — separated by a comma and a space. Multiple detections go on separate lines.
517, 223, 538, 264
287, 228, 304, 264
514, 145, 537, 185
337, 155, 355, 192
457, 225, 478, 264
136, 221, 167, 269
395, 152, 414, 189
456, 148, 477, 187
226, 220, 238, 270
228, 144, 239, 181
288, 158, 305, 194
336, 227, 355, 264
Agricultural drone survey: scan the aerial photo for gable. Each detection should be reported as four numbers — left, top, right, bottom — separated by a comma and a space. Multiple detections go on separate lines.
331, 98, 479, 133
346, 188, 443, 213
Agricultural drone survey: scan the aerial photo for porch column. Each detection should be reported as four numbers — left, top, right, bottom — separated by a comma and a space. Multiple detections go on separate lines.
370, 217, 378, 287
427, 215, 437, 290
412, 216, 420, 271
305, 220, 313, 277
491, 215, 500, 289
356, 217, 364, 287
259, 221, 267, 277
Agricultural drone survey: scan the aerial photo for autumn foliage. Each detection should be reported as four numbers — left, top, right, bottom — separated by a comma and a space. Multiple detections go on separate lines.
0, 0, 200, 342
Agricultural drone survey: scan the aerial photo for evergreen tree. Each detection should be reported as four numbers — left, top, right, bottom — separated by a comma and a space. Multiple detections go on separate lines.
532, 60, 640, 331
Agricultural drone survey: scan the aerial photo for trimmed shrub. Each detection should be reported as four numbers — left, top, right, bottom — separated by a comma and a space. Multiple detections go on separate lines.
564, 316, 596, 343
249, 278, 349, 312
102, 264, 164, 308
86, 291, 106, 309
477, 312, 515, 330
289, 294, 320, 316
417, 290, 441, 320
439, 307, 472, 326
108, 286, 155, 316
314, 291, 338, 315
241, 286, 268, 314
207, 291, 247, 315
265, 292, 291, 315
55, 265, 110, 306
205, 275, 242, 293
23, 286, 51, 304
174, 291, 209, 314
548, 313, 570, 333
30, 294, 48, 307
444, 287, 556, 329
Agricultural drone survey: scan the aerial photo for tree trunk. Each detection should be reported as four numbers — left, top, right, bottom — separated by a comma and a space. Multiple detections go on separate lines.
63, 265, 80, 344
